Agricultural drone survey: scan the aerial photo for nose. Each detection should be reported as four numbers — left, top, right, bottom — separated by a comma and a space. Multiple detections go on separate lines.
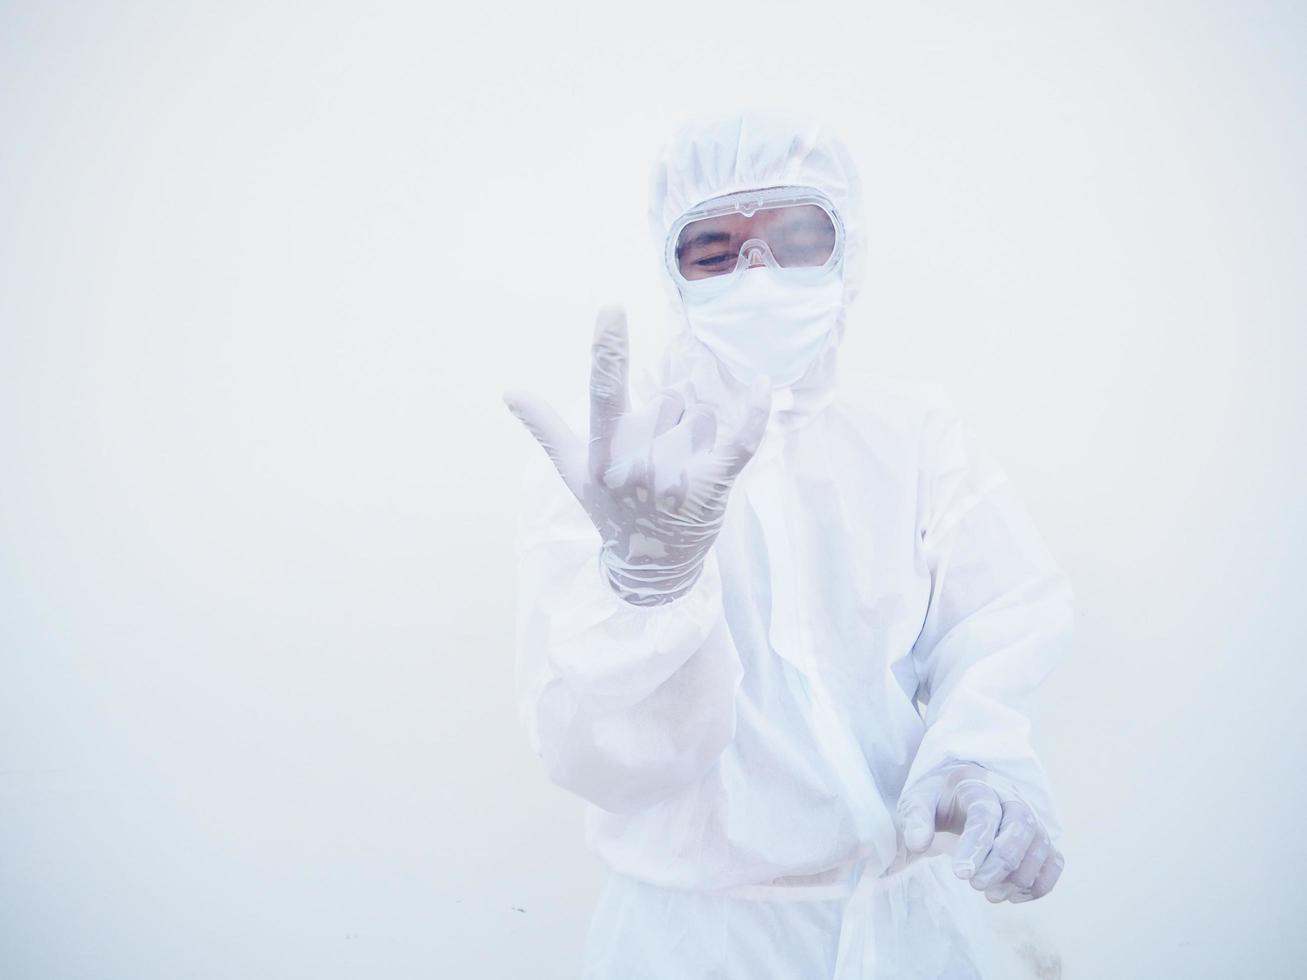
744, 244, 767, 268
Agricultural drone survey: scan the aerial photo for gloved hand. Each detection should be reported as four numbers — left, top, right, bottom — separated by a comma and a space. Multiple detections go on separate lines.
504, 305, 772, 606
897, 762, 1065, 904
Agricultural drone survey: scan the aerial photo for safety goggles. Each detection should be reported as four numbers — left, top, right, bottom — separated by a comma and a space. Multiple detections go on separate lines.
665, 186, 845, 293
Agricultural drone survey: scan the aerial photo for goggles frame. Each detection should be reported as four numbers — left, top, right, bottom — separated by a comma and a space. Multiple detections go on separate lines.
665, 185, 846, 297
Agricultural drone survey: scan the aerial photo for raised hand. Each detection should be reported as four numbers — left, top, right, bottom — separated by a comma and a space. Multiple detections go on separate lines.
898, 763, 1064, 904
504, 305, 772, 606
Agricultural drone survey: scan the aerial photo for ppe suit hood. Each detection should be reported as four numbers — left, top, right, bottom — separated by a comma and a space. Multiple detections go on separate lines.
642, 111, 867, 435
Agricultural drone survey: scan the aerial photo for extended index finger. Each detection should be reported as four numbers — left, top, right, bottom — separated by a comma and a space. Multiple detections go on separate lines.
589, 305, 629, 476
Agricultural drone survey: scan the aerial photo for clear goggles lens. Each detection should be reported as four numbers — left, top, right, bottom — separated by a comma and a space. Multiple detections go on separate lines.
669, 189, 842, 284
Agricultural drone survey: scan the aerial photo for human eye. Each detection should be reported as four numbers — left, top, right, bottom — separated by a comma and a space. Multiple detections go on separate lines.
695, 252, 735, 270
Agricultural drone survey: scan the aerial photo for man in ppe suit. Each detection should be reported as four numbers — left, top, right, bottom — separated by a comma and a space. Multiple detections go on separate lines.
503, 111, 1071, 979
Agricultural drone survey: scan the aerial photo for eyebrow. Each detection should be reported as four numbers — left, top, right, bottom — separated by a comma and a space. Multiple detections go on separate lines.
676, 230, 733, 255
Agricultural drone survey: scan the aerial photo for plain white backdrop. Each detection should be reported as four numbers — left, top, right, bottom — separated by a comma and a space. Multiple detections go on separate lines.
2, 2, 1304, 977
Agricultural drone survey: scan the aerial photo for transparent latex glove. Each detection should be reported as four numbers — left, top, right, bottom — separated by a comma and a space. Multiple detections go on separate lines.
504, 305, 772, 606
898, 763, 1065, 904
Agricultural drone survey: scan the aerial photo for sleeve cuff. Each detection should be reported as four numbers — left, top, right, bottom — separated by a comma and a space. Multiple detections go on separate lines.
542, 547, 726, 709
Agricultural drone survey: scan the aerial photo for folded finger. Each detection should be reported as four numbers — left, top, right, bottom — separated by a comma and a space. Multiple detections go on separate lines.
898, 791, 940, 855
618, 390, 684, 453
651, 407, 719, 512
1024, 851, 1065, 901
1008, 834, 1052, 895
984, 881, 1020, 904
683, 404, 718, 454
971, 802, 1038, 890
952, 794, 1001, 880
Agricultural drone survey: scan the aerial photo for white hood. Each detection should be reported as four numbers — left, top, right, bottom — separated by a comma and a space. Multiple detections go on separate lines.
639, 111, 867, 435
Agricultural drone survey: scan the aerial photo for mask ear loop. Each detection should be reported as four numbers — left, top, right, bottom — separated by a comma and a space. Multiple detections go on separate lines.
733, 238, 780, 274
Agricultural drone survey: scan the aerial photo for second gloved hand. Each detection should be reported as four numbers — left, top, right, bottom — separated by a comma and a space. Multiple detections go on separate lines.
504, 305, 772, 606
897, 762, 1065, 904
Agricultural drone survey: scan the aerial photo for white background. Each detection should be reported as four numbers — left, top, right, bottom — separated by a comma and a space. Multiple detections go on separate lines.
2, 2, 1304, 977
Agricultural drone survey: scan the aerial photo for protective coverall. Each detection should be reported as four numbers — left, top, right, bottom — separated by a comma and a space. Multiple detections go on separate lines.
506, 112, 1072, 979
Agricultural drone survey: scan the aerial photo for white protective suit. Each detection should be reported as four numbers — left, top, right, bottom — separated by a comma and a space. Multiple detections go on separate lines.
509, 112, 1072, 979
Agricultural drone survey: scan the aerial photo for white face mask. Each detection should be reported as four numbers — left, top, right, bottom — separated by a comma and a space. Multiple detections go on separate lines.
681, 266, 845, 388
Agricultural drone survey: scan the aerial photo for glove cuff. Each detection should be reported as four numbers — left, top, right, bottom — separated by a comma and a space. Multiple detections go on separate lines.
598, 544, 707, 607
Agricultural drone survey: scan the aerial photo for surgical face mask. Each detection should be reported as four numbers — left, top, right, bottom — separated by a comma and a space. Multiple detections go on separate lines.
680, 263, 845, 388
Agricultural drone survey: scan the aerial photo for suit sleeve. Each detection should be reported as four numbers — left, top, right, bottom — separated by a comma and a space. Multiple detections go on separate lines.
511, 445, 743, 815
904, 391, 1074, 841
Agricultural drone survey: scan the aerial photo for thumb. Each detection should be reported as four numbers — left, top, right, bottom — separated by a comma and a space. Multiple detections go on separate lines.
503, 388, 586, 500
899, 786, 940, 855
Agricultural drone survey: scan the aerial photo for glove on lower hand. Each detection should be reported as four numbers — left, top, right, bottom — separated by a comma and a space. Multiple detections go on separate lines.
504, 305, 772, 606
897, 762, 1065, 903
